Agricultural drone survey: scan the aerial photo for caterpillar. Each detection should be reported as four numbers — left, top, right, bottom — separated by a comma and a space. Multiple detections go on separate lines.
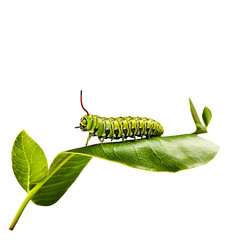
75, 91, 164, 146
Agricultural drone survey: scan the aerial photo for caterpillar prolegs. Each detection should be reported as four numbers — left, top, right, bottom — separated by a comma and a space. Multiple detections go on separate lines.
75, 91, 164, 146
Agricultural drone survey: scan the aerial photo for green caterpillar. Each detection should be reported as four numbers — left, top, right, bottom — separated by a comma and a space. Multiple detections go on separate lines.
76, 91, 164, 146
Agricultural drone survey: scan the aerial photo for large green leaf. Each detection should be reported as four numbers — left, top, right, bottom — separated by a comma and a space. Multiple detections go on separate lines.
68, 134, 219, 172
32, 134, 219, 206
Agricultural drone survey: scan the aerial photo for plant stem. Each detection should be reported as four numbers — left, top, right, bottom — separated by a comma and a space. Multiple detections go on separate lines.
9, 182, 44, 230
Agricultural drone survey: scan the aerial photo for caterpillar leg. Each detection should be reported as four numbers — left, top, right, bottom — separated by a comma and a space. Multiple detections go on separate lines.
86, 133, 94, 146
98, 136, 105, 143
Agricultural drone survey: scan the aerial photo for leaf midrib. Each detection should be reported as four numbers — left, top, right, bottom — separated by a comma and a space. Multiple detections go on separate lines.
31, 153, 75, 196
21, 133, 31, 192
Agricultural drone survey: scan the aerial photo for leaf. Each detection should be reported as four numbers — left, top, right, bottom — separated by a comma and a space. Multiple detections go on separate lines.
189, 98, 202, 126
32, 134, 219, 206
11, 130, 48, 192
202, 107, 212, 127
69, 134, 219, 172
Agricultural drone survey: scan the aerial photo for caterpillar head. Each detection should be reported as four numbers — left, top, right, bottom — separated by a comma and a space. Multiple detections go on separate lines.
79, 114, 93, 131
75, 90, 92, 131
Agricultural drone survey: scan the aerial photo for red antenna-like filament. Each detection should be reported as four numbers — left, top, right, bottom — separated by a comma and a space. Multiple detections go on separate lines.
80, 90, 89, 116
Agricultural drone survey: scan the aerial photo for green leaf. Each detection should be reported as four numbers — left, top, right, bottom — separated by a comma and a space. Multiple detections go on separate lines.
11, 130, 48, 192
202, 107, 212, 127
189, 98, 202, 126
33, 134, 219, 206
69, 134, 219, 172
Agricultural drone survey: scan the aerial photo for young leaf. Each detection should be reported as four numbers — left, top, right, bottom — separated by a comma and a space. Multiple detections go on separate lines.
202, 107, 212, 127
189, 98, 207, 134
189, 98, 202, 126
11, 130, 48, 192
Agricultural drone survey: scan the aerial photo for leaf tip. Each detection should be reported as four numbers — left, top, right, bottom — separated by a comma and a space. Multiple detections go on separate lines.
189, 97, 193, 107
17, 129, 27, 138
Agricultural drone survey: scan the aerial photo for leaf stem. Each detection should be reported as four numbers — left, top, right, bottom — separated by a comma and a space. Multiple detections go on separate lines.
9, 182, 44, 230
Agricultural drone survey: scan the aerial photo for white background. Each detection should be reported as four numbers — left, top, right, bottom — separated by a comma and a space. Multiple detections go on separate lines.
1, 0, 240, 239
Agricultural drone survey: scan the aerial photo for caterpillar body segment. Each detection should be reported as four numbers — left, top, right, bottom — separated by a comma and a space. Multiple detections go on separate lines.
76, 91, 164, 146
